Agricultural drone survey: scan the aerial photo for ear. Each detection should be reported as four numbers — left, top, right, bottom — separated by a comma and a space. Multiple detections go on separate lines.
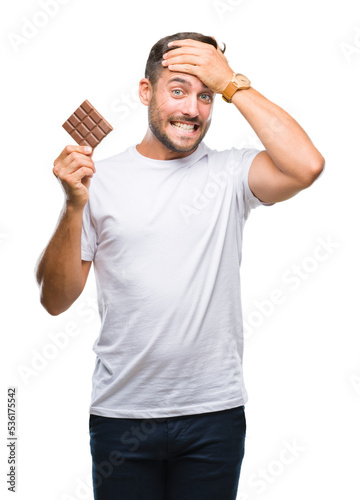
139, 78, 153, 106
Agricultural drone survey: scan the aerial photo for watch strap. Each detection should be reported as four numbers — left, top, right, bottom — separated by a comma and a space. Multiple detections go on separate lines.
222, 73, 251, 103
222, 81, 238, 103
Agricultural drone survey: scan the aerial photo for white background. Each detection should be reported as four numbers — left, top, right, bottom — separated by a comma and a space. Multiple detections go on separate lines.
1, 0, 360, 498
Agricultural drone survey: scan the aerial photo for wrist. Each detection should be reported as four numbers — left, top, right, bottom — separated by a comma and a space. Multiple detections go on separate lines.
231, 86, 257, 107
219, 69, 235, 94
221, 72, 251, 103
65, 199, 86, 216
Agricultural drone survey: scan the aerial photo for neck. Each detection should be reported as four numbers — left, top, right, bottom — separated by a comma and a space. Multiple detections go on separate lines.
136, 128, 198, 161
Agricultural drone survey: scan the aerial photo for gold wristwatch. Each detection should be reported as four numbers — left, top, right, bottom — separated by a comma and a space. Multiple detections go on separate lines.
222, 73, 251, 103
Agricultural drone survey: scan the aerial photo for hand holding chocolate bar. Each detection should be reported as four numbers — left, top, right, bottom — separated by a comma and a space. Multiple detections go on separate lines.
53, 145, 95, 209
53, 100, 113, 208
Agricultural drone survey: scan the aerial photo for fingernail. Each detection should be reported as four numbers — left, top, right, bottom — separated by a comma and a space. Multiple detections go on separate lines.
84, 146, 92, 153
168, 41, 173, 46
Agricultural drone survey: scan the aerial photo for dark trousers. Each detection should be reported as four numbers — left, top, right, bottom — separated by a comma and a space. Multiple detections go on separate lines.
89, 404, 246, 500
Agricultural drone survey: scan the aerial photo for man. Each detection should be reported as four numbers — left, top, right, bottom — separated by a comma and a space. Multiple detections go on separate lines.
35, 32, 324, 500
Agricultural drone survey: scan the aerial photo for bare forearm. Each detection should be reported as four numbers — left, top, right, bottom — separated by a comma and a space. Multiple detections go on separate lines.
232, 87, 325, 182
35, 202, 84, 315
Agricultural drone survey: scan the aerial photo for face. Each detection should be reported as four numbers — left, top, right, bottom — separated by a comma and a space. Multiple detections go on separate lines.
147, 68, 215, 155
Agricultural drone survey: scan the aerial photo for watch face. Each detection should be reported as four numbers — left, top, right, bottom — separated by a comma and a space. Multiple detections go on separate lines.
234, 73, 250, 87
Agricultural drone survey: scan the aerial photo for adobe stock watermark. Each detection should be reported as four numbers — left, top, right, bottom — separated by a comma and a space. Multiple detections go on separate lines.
61, 416, 166, 499
235, 134, 265, 151
0, 232, 8, 246
179, 116, 287, 224
246, 438, 306, 495
110, 85, 141, 121
213, 0, 247, 21
17, 296, 98, 386
178, 158, 244, 223
349, 372, 360, 397
340, 25, 360, 64
243, 235, 340, 339
63, 435, 306, 500
61, 471, 93, 500
235, 116, 286, 151
7, 0, 73, 54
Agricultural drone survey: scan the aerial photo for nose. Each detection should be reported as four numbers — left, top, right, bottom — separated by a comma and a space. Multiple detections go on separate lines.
180, 95, 199, 119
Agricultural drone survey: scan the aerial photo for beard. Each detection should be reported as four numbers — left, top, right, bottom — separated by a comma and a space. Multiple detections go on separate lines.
148, 96, 211, 154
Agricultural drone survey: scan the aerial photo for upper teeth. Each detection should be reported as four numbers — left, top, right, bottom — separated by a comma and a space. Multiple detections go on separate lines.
172, 122, 196, 132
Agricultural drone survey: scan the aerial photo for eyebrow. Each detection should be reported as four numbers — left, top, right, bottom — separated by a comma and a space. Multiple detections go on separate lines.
167, 76, 212, 92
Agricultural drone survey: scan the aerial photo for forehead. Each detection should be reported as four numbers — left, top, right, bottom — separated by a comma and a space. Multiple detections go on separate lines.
156, 68, 212, 91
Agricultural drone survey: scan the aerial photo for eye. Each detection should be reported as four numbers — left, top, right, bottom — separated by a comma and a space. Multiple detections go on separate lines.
199, 93, 212, 102
172, 89, 184, 96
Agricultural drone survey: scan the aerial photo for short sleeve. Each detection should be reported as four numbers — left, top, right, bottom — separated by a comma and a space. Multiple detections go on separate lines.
230, 147, 275, 221
81, 200, 97, 261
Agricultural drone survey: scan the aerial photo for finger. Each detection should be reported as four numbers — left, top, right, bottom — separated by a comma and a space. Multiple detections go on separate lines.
60, 166, 95, 187
55, 144, 93, 165
71, 166, 95, 183
60, 151, 95, 172
67, 156, 95, 175
168, 39, 209, 49
164, 46, 202, 59
162, 54, 201, 68
164, 63, 200, 76
53, 152, 95, 178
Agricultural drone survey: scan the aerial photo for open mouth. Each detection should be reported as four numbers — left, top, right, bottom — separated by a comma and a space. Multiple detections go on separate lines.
170, 121, 200, 134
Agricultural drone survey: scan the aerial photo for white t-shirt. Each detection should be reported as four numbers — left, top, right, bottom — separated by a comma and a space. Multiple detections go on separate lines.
81, 141, 274, 418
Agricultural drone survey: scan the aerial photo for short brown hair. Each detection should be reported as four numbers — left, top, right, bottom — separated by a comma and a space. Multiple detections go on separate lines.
145, 32, 226, 87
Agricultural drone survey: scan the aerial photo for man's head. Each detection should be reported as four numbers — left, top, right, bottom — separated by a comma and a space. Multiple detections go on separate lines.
139, 32, 226, 156
145, 32, 226, 89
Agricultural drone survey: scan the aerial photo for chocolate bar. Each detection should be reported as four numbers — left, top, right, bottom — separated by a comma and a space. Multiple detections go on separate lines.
62, 99, 113, 148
